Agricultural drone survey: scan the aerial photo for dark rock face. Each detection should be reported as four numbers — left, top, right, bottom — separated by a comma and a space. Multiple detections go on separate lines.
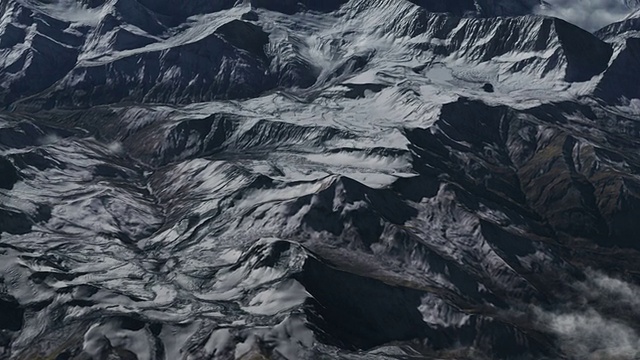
595, 38, 640, 101
553, 19, 613, 82
0, 157, 19, 190
0, 121, 46, 149
216, 20, 270, 59
38, 33, 273, 108
155, 113, 237, 165
0, 23, 26, 49
11, 149, 67, 171
297, 257, 432, 349
482, 83, 495, 92
0, 295, 23, 331
407, 98, 640, 249
0, 208, 33, 235
0, 5, 81, 106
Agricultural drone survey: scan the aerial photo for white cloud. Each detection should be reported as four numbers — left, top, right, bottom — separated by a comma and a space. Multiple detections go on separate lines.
107, 141, 124, 154
533, 270, 640, 359
536, 309, 640, 359
535, 0, 638, 31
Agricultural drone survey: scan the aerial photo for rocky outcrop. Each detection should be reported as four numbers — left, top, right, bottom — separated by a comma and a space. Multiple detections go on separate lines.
595, 38, 640, 102
0, 3, 81, 106
406, 98, 640, 249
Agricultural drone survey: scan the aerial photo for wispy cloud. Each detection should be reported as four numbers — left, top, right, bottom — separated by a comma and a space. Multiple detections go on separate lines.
533, 270, 640, 359
535, 0, 637, 31
536, 309, 640, 359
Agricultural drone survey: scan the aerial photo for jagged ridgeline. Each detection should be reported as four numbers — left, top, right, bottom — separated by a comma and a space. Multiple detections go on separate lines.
2, 0, 637, 108
2, 1, 640, 360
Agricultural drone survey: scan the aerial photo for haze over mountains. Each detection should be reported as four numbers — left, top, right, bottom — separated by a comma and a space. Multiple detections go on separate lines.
536, 0, 640, 30
2, 0, 640, 359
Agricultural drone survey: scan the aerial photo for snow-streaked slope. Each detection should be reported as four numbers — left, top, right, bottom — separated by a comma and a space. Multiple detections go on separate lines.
2, 1, 640, 360
0, 0, 630, 109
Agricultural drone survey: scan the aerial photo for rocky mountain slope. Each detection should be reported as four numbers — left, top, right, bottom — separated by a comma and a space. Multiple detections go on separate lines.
2, 0, 640, 359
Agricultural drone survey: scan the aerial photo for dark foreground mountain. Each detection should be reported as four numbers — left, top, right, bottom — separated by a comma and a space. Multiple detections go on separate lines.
2, 0, 640, 359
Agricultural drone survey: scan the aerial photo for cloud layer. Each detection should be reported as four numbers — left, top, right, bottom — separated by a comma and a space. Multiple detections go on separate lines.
535, 0, 637, 31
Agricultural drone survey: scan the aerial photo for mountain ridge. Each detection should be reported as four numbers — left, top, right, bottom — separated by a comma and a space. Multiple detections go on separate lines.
2, 0, 633, 110
2, 0, 640, 359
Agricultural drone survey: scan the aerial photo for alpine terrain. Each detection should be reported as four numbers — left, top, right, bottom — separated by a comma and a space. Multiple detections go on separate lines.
2, 0, 640, 359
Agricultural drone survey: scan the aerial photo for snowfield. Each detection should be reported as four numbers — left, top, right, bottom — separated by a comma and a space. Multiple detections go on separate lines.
2, 0, 640, 359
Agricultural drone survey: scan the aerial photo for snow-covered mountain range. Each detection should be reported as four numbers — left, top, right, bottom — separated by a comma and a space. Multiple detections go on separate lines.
2, 0, 640, 359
